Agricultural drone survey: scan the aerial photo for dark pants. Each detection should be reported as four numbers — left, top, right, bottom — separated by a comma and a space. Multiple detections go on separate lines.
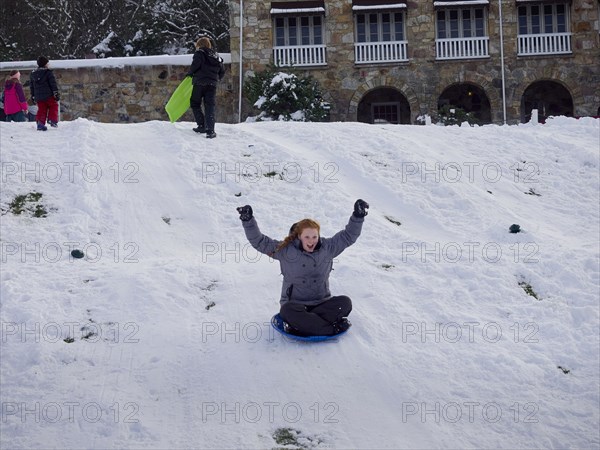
5, 111, 26, 122
190, 84, 216, 132
280, 296, 352, 336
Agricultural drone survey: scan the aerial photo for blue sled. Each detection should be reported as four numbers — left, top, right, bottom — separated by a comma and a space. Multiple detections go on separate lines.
271, 313, 348, 342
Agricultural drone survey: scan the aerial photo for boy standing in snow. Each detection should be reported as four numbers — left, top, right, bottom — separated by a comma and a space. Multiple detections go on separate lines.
30, 56, 60, 131
187, 37, 225, 139
3, 70, 29, 122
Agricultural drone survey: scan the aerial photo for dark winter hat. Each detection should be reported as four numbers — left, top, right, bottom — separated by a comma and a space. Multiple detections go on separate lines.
37, 56, 49, 67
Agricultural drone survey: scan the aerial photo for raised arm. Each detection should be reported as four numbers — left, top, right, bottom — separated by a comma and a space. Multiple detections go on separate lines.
237, 205, 280, 256
324, 199, 369, 258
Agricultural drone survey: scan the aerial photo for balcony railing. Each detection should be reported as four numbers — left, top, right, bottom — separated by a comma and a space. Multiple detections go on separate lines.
355, 41, 409, 64
518, 32, 572, 56
273, 44, 327, 67
436, 36, 489, 60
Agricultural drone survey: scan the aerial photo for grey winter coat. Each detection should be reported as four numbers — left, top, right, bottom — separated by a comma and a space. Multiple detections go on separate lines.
242, 215, 364, 305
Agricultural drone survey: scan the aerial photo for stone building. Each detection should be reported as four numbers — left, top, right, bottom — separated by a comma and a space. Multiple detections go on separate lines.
228, 0, 600, 124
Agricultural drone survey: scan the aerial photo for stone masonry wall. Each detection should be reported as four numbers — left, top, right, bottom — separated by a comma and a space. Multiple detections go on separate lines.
1, 63, 235, 124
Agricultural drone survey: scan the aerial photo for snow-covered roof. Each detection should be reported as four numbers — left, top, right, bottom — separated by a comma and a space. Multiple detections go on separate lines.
434, 0, 489, 5
270, 7, 325, 14
352, 3, 407, 11
0, 53, 232, 70
270, 1, 325, 14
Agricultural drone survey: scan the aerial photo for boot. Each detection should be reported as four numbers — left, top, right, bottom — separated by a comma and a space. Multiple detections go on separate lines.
332, 318, 351, 335
283, 321, 309, 337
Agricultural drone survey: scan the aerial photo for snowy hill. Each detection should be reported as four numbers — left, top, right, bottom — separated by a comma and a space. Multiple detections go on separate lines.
1, 117, 599, 449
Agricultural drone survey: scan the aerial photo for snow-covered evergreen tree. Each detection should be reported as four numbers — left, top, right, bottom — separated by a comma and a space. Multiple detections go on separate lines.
245, 68, 329, 122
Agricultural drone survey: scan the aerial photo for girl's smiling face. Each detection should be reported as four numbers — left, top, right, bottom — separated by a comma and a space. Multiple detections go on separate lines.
299, 227, 319, 253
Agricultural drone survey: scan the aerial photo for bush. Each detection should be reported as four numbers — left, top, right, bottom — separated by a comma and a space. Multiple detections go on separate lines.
437, 105, 479, 126
243, 65, 277, 107
244, 66, 329, 122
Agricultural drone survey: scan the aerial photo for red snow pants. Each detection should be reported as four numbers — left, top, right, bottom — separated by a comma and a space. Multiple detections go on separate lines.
36, 97, 59, 125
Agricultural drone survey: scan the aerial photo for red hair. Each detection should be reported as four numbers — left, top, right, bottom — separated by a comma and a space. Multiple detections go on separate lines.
273, 219, 320, 254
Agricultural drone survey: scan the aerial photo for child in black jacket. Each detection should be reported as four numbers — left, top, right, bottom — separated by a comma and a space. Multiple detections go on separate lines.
187, 37, 225, 139
30, 56, 60, 131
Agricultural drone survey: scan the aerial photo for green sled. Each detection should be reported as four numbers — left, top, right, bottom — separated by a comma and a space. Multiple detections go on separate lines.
165, 77, 193, 123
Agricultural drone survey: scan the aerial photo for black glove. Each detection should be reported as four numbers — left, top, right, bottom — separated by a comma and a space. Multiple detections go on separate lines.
237, 205, 253, 222
53, 92, 60, 101
353, 199, 369, 218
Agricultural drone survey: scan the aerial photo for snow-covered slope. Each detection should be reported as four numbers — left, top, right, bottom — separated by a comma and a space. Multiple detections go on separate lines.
1, 118, 599, 449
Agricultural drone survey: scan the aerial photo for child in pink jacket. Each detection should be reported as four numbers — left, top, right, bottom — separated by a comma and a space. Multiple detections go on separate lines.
3, 70, 29, 122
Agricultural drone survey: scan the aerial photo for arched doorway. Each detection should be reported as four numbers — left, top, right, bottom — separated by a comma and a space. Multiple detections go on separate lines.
357, 88, 411, 124
438, 83, 492, 124
521, 81, 573, 123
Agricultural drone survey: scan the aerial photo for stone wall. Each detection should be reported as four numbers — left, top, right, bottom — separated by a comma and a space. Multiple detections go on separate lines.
1, 61, 236, 124
229, 0, 600, 124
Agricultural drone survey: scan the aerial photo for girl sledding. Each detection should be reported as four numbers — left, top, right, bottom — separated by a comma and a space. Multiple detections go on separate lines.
237, 199, 369, 338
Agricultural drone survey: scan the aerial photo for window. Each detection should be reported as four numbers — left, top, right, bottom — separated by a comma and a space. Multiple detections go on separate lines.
353, 5, 408, 63
275, 15, 323, 47
518, 3, 569, 35
355, 12, 405, 42
372, 103, 400, 124
272, 4, 327, 67
435, 5, 489, 59
517, 2, 571, 55
437, 7, 486, 39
